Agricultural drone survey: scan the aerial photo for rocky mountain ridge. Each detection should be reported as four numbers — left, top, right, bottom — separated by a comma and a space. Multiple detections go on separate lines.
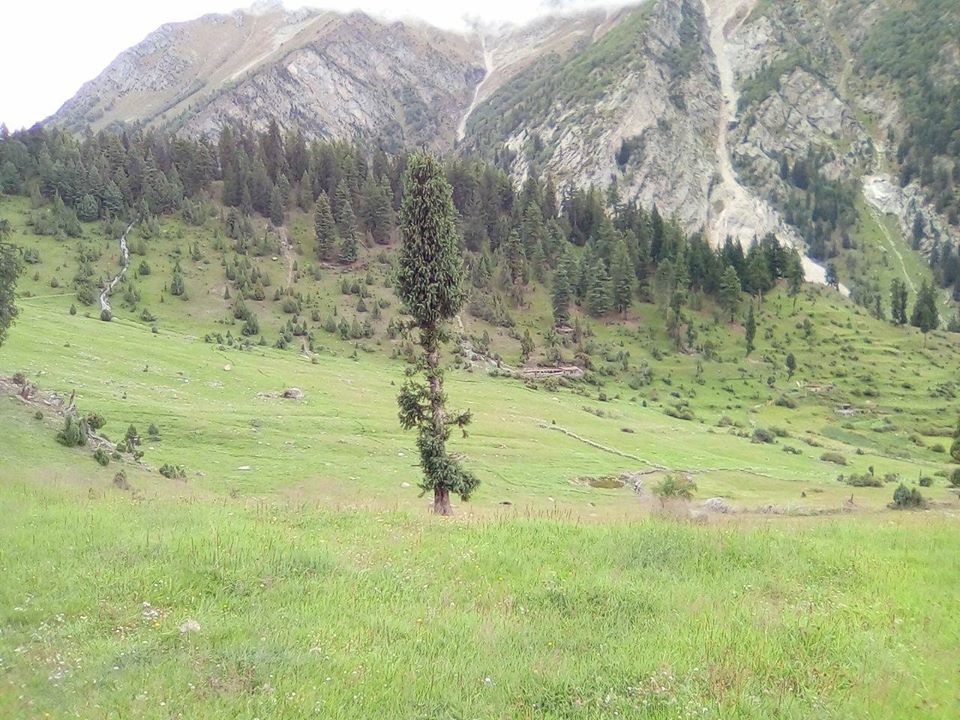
49, 0, 959, 286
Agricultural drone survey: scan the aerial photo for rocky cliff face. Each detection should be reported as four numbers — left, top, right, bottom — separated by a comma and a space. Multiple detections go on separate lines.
50, 0, 958, 268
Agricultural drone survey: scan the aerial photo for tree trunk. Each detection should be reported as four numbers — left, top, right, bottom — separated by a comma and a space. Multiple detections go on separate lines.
433, 486, 453, 515
425, 325, 451, 516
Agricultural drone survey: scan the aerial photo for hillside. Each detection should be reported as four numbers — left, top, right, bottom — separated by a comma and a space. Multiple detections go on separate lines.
3, 3, 960, 716
44, 0, 960, 299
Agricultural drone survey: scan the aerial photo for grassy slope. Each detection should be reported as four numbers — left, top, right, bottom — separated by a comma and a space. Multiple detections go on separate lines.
2, 194, 960, 717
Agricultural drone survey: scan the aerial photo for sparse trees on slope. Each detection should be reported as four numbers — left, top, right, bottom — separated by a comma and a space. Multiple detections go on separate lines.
395, 151, 477, 516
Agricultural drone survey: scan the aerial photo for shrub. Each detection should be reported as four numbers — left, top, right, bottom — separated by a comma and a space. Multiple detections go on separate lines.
12, 371, 27, 386
652, 474, 697, 503
931, 443, 946, 454
57, 415, 89, 447
918, 475, 933, 487
950, 468, 960, 488
159, 463, 186, 480
125, 425, 140, 446
147, 423, 160, 439
69, 303, 77, 316
844, 472, 882, 487
774, 395, 797, 409
751, 428, 776, 444
93, 447, 110, 466
100, 309, 112, 322
113, 470, 131, 490
820, 452, 847, 465
891, 484, 924, 509
85, 412, 106, 430
34, 410, 43, 420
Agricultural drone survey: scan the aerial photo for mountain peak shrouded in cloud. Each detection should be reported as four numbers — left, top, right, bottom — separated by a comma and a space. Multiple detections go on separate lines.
286, 0, 630, 32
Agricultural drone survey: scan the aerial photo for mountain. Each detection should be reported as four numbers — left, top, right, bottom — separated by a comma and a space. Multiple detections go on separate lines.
47, 0, 960, 289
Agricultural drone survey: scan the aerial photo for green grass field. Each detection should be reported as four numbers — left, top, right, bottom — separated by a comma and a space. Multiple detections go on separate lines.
2, 195, 960, 718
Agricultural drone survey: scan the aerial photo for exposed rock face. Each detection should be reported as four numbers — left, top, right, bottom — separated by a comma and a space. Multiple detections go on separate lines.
48, 0, 958, 276
177, 13, 480, 151
52, 4, 480, 151
864, 175, 959, 253
463, 0, 723, 232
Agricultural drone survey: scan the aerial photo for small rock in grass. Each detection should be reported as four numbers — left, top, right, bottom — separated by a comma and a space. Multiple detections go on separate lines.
179, 619, 201, 634
702, 497, 734, 514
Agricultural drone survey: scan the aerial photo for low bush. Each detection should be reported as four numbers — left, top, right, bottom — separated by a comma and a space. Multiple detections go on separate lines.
159, 463, 186, 480
652, 474, 697, 503
85, 412, 106, 430
93, 447, 110, 466
820, 452, 847, 465
950, 468, 960, 488
918, 475, 934, 487
751, 428, 776, 444
843, 472, 882, 487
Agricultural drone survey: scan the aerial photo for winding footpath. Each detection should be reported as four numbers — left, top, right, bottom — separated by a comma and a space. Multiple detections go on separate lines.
100, 222, 136, 314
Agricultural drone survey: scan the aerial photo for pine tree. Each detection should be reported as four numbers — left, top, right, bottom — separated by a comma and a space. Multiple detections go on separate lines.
361, 175, 393, 245
586, 260, 612, 317
890, 278, 909, 325
745, 303, 756, 356
552, 265, 572, 326
610, 239, 634, 314
911, 279, 939, 342
520, 328, 535, 364
314, 193, 337, 262
269, 185, 284, 226
394, 152, 476, 516
718, 264, 742, 322
786, 252, 804, 307
786, 352, 797, 379
336, 190, 360, 265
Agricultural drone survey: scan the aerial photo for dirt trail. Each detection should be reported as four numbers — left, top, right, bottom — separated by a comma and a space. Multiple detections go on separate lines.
100, 222, 136, 314
456, 38, 494, 142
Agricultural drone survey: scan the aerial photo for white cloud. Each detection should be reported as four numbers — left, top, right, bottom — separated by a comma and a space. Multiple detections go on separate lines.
0, 1, 628, 131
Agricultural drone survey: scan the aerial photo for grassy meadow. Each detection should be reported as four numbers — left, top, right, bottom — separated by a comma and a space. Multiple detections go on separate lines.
2, 194, 960, 718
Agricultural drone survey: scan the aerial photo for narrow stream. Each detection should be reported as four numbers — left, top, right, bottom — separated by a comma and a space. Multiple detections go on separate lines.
100, 222, 136, 314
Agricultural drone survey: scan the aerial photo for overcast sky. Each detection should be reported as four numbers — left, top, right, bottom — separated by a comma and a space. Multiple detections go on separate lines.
0, 0, 624, 131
